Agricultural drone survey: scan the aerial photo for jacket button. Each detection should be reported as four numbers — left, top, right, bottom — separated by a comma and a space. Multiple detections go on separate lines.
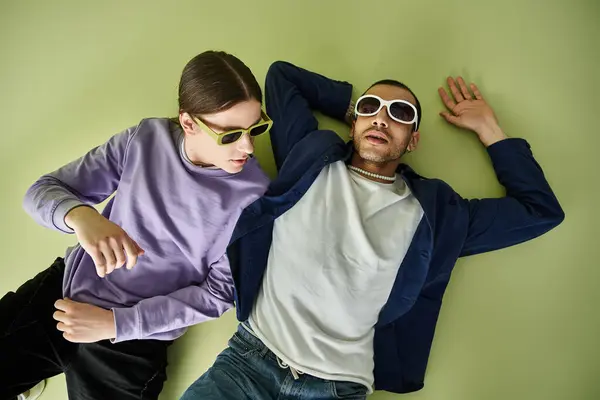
324, 156, 329, 162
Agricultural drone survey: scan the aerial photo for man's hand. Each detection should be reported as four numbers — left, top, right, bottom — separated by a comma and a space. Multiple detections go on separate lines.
65, 206, 144, 277
438, 77, 507, 147
53, 298, 116, 343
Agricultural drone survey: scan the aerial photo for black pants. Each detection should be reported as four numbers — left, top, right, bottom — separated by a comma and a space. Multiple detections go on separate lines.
0, 258, 171, 400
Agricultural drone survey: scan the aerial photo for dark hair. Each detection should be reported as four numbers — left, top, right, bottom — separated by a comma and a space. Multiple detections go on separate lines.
364, 79, 422, 132
178, 50, 262, 118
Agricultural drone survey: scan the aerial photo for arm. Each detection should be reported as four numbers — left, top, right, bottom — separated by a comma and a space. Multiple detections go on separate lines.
25, 125, 144, 276
460, 139, 564, 256
112, 254, 234, 342
54, 255, 234, 343
438, 77, 564, 256
265, 61, 353, 170
23, 126, 135, 233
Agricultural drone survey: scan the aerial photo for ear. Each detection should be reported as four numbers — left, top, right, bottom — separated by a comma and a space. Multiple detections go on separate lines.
407, 131, 420, 152
179, 112, 196, 135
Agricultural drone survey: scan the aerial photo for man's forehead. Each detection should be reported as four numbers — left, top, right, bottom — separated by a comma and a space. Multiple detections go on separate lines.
365, 84, 417, 106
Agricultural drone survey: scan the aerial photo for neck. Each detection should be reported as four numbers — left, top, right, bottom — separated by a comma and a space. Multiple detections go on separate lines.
184, 136, 214, 167
350, 153, 400, 184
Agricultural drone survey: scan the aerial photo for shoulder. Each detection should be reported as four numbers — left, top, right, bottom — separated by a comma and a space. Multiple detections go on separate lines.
120, 118, 180, 151
130, 117, 174, 138
402, 166, 462, 202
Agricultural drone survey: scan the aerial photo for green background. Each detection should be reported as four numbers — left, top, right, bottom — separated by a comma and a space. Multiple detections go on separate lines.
1, 0, 598, 399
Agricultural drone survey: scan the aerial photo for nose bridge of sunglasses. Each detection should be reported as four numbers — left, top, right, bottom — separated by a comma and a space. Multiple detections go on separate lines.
373, 102, 393, 122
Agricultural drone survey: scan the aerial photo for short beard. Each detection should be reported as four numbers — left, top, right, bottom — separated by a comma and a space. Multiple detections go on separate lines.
352, 131, 408, 164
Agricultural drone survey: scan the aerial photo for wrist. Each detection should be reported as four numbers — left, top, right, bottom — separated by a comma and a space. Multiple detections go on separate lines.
64, 206, 97, 230
106, 309, 117, 340
476, 123, 507, 147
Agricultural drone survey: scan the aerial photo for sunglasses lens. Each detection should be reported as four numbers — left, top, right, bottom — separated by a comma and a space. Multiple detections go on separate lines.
357, 97, 381, 115
250, 123, 269, 137
389, 102, 416, 122
221, 131, 243, 145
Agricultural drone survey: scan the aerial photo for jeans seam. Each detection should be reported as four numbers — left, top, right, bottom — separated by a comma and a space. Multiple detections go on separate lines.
140, 369, 161, 399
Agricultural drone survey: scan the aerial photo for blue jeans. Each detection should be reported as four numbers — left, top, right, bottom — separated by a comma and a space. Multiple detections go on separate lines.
180, 324, 368, 400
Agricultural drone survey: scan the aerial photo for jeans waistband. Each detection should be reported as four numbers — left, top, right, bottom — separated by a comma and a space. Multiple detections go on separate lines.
237, 322, 268, 352
237, 322, 305, 380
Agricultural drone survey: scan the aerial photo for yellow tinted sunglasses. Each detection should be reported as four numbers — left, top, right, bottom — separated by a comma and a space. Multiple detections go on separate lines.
193, 111, 272, 146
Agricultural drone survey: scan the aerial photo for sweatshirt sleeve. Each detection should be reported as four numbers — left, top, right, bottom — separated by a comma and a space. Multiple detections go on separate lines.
23, 125, 137, 233
112, 254, 234, 342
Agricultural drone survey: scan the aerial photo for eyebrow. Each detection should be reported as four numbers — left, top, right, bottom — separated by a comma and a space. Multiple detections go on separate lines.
208, 116, 263, 132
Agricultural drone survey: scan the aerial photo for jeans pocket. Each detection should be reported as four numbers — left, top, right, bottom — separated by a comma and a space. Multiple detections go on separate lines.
331, 380, 368, 399
228, 332, 261, 359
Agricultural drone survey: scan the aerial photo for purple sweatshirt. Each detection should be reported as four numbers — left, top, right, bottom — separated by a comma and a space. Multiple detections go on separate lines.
23, 118, 269, 342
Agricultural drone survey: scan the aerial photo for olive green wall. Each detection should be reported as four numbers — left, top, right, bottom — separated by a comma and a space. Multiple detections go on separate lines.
1, 0, 598, 399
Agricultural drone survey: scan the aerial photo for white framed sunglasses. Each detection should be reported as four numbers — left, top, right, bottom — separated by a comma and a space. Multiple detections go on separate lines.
355, 95, 419, 130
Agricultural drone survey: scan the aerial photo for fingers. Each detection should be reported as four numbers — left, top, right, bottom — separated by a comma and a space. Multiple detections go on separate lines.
134, 239, 145, 256
457, 77, 472, 100
122, 237, 139, 270
438, 87, 457, 111
56, 321, 70, 333
54, 299, 74, 334
447, 77, 464, 102
63, 332, 76, 342
98, 241, 117, 275
439, 111, 460, 125
53, 310, 68, 322
470, 83, 484, 100
108, 237, 126, 270
54, 298, 72, 312
88, 248, 106, 278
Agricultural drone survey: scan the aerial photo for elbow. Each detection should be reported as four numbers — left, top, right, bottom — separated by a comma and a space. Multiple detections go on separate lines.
550, 207, 565, 228
22, 183, 38, 216
542, 199, 565, 230
266, 61, 292, 83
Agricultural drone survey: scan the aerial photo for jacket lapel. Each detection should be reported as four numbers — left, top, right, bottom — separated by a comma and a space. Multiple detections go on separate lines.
376, 167, 437, 327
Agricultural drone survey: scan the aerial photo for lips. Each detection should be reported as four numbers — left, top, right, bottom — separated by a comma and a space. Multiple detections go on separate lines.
364, 130, 389, 144
230, 158, 248, 167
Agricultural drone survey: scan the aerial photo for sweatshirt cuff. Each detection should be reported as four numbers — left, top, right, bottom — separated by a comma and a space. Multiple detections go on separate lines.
112, 306, 141, 343
486, 137, 530, 158
52, 199, 89, 233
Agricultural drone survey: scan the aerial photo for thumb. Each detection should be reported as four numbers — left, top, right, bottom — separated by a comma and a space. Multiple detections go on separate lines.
439, 111, 459, 125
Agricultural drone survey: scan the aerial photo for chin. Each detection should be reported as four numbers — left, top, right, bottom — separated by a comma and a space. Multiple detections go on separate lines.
355, 139, 400, 163
356, 146, 389, 163
220, 162, 246, 174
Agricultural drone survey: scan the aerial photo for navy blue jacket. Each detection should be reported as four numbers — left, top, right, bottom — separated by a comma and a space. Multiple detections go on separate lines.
228, 61, 564, 394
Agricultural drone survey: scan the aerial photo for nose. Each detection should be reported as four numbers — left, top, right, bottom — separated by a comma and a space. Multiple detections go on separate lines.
371, 106, 390, 129
236, 132, 254, 155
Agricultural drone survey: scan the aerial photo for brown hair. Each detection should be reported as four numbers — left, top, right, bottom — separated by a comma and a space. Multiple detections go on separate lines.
178, 50, 262, 118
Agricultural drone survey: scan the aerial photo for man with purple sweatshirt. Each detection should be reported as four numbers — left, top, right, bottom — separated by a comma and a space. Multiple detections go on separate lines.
0, 51, 271, 400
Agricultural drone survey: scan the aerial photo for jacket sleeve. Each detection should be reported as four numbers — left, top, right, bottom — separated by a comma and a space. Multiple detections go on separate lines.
265, 61, 353, 170
111, 254, 234, 342
459, 138, 565, 257
23, 125, 137, 233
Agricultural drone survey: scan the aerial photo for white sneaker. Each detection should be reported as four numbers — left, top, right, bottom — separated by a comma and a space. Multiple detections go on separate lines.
17, 380, 46, 400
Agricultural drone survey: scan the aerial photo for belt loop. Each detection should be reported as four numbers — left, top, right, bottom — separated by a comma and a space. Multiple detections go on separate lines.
259, 345, 270, 359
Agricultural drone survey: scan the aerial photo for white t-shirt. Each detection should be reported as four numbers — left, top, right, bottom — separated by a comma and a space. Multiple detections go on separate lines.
249, 161, 424, 391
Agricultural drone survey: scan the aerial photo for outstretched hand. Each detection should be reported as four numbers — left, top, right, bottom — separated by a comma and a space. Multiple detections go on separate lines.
438, 77, 507, 147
